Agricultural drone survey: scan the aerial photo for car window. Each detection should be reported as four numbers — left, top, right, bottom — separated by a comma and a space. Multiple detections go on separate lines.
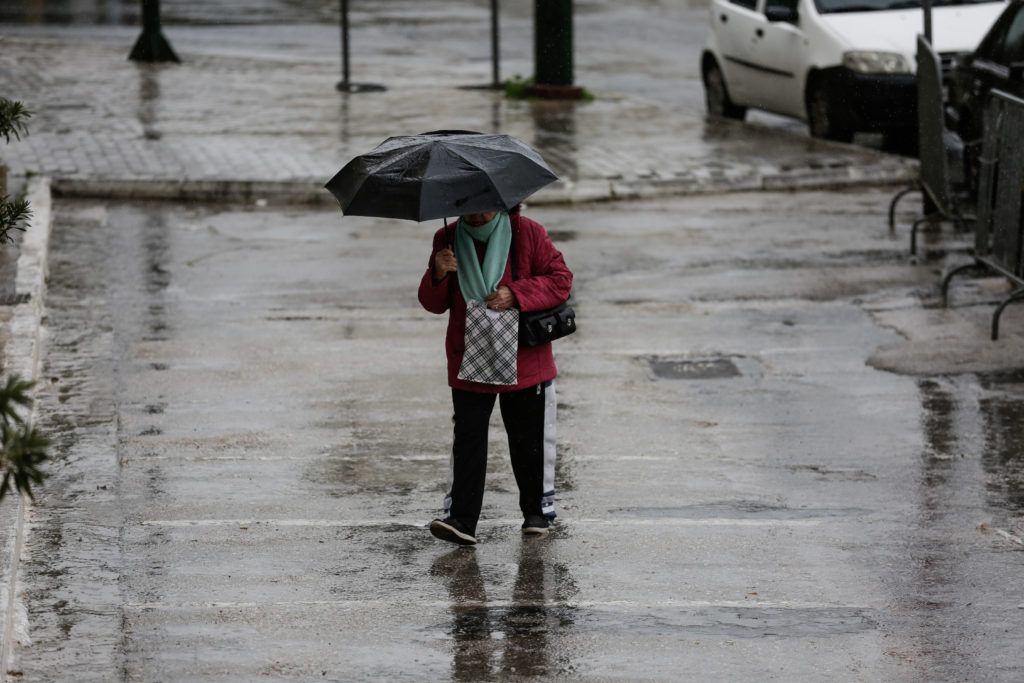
765, 0, 799, 13
729, 0, 758, 9
976, 4, 1024, 64
976, 8, 1014, 60
998, 7, 1024, 63
816, 0, 1000, 14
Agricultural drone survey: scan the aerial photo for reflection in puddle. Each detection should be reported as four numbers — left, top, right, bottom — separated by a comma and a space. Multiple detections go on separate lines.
431, 541, 576, 679
904, 373, 1024, 676
921, 372, 1024, 514
978, 371, 1024, 512
530, 99, 577, 182
136, 64, 163, 141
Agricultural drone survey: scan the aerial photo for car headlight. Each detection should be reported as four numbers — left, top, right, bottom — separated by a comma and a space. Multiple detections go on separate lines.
842, 51, 912, 75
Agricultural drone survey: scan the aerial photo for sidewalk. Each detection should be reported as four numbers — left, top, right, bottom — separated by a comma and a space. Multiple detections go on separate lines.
0, 30, 916, 205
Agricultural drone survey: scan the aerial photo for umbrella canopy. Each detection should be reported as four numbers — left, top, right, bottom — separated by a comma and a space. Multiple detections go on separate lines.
324, 130, 558, 222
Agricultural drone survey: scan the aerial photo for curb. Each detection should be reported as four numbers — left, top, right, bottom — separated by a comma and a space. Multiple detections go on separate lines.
537, 162, 918, 204
0, 176, 52, 680
47, 161, 918, 207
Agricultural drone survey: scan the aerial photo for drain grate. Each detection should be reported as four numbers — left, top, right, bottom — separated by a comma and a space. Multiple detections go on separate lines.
0, 292, 31, 306
648, 356, 741, 380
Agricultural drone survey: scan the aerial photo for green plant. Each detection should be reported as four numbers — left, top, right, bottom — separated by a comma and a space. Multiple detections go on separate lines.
0, 97, 32, 143
504, 75, 534, 100
503, 75, 595, 102
0, 194, 31, 244
0, 96, 48, 503
0, 374, 49, 501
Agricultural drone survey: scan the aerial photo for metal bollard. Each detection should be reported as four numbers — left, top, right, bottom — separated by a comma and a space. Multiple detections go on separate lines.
128, 0, 180, 63
336, 0, 386, 94
530, 0, 583, 99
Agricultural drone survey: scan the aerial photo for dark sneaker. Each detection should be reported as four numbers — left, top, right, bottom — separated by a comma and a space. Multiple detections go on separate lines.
521, 515, 550, 535
429, 518, 477, 546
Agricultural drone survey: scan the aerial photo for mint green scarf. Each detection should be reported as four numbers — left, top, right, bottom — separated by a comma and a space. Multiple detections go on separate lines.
454, 212, 511, 302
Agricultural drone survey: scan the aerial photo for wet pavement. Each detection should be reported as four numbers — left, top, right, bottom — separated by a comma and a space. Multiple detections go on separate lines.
1, 1, 1024, 680
0, 189, 1019, 680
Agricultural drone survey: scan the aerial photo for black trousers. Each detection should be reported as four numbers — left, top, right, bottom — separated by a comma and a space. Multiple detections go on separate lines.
448, 384, 548, 535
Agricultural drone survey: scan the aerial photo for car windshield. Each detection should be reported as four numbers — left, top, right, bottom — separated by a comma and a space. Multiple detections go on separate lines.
815, 0, 998, 14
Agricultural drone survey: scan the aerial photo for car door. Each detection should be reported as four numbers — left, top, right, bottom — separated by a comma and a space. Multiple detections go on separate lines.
710, 0, 769, 105
743, 0, 806, 117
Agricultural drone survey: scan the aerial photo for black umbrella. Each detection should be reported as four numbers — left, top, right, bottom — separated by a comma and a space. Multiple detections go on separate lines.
324, 130, 558, 222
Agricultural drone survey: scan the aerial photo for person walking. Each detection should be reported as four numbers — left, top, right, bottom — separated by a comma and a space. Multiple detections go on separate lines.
418, 206, 573, 546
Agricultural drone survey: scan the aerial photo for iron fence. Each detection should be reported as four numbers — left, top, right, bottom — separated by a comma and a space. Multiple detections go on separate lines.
889, 35, 972, 254
943, 89, 1024, 339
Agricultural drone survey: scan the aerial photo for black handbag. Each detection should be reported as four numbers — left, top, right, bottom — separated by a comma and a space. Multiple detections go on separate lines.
518, 302, 576, 347
510, 224, 576, 347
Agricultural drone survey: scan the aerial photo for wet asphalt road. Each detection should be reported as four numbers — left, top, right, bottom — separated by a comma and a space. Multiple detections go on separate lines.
9, 190, 1024, 680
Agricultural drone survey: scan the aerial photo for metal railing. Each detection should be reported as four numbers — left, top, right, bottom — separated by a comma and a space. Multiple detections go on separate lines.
888, 35, 971, 255
943, 89, 1024, 340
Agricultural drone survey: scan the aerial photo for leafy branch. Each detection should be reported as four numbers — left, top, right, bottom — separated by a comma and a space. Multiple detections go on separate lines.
0, 194, 31, 244
0, 374, 49, 501
0, 97, 32, 143
0, 97, 49, 502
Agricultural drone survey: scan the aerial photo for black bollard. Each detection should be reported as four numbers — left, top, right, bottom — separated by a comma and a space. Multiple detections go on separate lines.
491, 0, 501, 89
336, 0, 386, 93
460, 0, 504, 91
530, 0, 582, 99
129, 0, 180, 63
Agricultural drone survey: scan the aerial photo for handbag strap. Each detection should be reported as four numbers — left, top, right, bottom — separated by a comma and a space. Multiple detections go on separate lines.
510, 212, 521, 282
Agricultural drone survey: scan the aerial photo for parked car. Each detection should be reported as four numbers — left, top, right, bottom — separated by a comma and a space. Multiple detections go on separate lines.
948, 0, 1024, 147
701, 0, 1007, 142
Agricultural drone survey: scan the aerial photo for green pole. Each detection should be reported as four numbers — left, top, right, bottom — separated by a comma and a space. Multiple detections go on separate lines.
534, 0, 573, 87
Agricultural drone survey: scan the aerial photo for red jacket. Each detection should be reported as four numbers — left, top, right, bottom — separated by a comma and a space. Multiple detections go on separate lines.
418, 210, 573, 393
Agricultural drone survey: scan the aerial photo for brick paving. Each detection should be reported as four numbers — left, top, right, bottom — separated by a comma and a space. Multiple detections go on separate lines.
0, 33, 916, 203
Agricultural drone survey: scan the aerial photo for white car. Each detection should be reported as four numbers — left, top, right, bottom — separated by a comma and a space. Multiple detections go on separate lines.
701, 0, 1007, 141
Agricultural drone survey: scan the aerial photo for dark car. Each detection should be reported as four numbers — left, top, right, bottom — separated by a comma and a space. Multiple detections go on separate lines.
948, 0, 1024, 188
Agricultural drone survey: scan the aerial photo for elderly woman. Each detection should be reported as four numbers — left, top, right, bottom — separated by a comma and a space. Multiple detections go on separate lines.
418, 206, 573, 546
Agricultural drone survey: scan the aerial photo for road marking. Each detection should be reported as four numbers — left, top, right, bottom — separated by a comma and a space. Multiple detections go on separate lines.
138, 518, 828, 528
124, 453, 701, 463
122, 598, 869, 611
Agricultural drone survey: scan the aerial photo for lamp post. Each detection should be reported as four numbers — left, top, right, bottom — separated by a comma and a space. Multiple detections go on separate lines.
128, 0, 179, 63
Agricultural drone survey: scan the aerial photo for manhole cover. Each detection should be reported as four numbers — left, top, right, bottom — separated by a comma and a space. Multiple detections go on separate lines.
648, 357, 741, 380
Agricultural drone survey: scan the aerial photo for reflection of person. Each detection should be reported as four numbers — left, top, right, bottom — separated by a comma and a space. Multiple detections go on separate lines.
419, 206, 573, 545
430, 542, 573, 679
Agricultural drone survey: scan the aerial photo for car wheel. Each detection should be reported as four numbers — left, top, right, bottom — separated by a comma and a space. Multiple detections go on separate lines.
806, 80, 853, 142
704, 61, 746, 120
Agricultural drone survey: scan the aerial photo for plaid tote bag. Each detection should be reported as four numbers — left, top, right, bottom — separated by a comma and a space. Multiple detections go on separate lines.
457, 300, 519, 385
